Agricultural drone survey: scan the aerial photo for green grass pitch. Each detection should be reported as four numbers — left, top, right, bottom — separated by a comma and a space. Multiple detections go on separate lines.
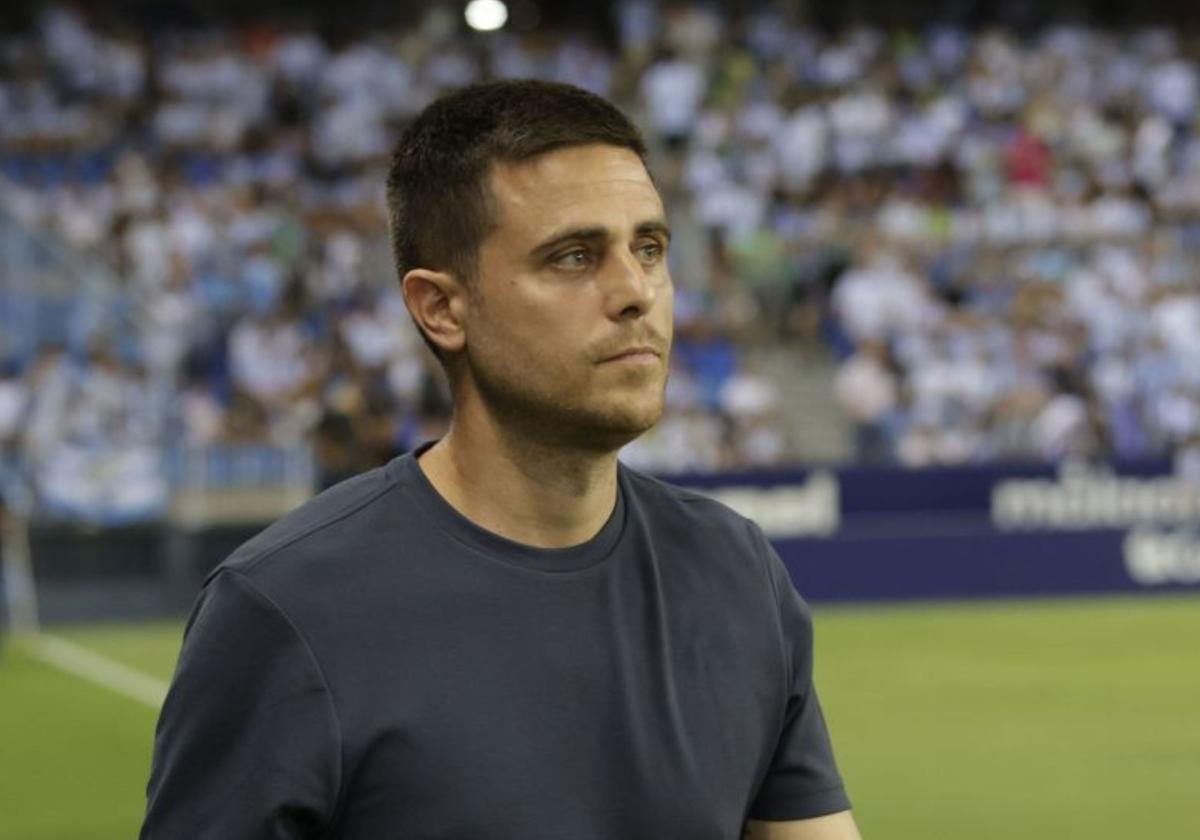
1, 594, 1197, 839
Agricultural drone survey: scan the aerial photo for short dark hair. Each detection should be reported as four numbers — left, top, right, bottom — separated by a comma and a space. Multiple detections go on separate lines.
385, 79, 649, 286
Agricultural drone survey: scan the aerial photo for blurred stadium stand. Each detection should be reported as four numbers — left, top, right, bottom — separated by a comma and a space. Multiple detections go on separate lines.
2, 0, 1200, 621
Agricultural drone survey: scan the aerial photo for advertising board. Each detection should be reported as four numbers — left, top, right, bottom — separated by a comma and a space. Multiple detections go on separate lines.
675, 460, 1200, 601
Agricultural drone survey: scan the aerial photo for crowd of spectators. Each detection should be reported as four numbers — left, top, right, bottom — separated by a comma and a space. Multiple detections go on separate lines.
2, 3, 1200, 519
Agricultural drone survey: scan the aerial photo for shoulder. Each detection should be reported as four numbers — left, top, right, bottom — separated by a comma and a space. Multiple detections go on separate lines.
621, 460, 744, 513
212, 461, 400, 586
619, 462, 800, 607
619, 461, 767, 554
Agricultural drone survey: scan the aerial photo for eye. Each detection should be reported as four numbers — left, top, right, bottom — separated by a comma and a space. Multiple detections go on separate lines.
636, 241, 665, 264
553, 248, 593, 270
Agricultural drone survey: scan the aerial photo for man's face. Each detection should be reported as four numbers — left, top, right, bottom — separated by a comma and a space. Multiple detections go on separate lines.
461, 143, 674, 452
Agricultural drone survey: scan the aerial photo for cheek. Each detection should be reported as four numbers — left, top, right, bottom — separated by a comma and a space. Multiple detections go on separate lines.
646, 283, 674, 347
658, 282, 675, 330
474, 297, 586, 378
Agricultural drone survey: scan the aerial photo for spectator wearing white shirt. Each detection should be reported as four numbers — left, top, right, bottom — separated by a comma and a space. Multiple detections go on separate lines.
641, 48, 706, 149
834, 340, 898, 464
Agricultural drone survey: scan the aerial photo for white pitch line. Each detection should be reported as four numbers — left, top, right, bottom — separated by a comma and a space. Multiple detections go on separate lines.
27, 634, 168, 711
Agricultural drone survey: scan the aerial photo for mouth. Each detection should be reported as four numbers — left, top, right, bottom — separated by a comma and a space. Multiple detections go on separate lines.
599, 346, 661, 364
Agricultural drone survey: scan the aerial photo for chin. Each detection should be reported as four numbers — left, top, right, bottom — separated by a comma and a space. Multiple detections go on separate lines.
574, 401, 665, 451
470, 357, 667, 451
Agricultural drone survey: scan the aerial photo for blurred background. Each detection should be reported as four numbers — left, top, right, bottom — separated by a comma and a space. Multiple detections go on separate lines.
0, 0, 1198, 837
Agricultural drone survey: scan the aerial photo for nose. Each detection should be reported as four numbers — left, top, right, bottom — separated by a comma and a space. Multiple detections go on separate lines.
603, 247, 661, 321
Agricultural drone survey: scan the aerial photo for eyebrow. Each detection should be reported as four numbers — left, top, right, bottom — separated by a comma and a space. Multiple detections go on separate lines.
529, 219, 672, 260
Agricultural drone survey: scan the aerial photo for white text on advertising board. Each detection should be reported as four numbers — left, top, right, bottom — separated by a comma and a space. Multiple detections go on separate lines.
689, 472, 839, 538
992, 463, 1200, 530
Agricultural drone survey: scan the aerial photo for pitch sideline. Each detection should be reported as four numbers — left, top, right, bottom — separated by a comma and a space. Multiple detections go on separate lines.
25, 634, 169, 710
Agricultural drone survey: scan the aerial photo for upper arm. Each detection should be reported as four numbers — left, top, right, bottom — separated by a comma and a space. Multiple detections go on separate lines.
744, 523, 851, 821
744, 810, 862, 840
142, 570, 341, 838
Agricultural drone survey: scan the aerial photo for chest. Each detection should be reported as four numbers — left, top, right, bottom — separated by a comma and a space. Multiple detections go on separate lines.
330, 558, 784, 839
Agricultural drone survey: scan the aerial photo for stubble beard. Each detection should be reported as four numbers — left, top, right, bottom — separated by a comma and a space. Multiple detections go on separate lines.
465, 345, 668, 455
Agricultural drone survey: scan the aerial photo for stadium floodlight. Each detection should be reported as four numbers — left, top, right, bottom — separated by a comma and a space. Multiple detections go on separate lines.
465, 0, 508, 32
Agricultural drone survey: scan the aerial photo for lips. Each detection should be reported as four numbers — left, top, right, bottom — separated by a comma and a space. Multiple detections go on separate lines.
600, 346, 660, 362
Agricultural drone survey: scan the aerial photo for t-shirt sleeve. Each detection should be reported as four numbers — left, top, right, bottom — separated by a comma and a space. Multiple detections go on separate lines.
141, 569, 342, 839
746, 524, 851, 821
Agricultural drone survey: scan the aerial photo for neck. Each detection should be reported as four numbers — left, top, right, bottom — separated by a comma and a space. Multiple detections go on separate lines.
417, 402, 621, 549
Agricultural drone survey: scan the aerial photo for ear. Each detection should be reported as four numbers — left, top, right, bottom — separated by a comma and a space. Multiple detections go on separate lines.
401, 268, 468, 355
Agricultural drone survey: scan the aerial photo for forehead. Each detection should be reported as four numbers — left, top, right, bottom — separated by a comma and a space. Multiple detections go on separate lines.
485, 144, 663, 242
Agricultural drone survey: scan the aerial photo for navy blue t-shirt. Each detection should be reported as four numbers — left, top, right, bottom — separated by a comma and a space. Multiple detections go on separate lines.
142, 447, 849, 838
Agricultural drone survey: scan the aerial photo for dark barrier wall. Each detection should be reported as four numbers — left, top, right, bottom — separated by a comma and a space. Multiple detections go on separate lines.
671, 459, 1200, 602
23, 461, 1200, 623
29, 523, 262, 622
778, 528, 1200, 602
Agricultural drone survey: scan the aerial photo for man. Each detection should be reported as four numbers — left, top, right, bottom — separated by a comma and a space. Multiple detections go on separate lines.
142, 79, 860, 840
